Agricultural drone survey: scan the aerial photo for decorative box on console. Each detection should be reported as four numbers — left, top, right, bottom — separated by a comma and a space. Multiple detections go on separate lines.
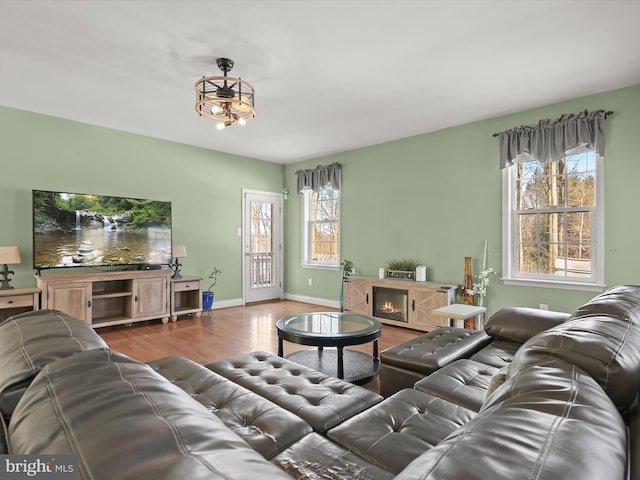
386, 270, 415, 280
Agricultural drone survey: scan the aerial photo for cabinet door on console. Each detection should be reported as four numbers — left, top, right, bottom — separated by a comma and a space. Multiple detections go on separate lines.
343, 278, 371, 315
134, 276, 168, 319
409, 287, 450, 331
46, 282, 92, 323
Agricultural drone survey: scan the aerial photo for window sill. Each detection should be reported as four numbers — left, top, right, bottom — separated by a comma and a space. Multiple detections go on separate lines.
502, 277, 606, 293
301, 264, 340, 271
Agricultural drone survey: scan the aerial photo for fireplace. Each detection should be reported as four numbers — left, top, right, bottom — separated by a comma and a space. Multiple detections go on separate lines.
373, 286, 408, 323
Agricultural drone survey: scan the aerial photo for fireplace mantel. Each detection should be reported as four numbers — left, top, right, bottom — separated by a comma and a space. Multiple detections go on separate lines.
342, 276, 457, 331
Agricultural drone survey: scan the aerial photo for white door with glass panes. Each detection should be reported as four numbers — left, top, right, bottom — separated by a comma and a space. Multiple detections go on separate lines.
242, 190, 283, 303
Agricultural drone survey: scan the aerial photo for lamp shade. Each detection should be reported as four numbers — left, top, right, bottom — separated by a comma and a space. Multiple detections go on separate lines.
172, 245, 187, 258
0, 246, 21, 264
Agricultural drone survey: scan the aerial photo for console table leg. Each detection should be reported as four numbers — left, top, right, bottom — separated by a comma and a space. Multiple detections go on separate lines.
337, 347, 344, 379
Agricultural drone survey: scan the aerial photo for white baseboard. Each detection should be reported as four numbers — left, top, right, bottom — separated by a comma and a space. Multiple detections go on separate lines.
284, 293, 340, 309
205, 298, 244, 310
203, 295, 339, 311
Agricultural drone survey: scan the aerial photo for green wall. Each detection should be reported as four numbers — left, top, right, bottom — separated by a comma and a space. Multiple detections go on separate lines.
0, 107, 284, 302
2, 84, 638, 315
284, 84, 640, 315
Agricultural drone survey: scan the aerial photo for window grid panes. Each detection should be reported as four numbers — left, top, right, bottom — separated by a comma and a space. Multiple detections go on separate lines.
512, 152, 596, 280
303, 186, 339, 267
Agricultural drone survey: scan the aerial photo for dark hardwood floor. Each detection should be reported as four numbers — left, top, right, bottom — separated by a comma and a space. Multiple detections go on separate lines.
98, 300, 420, 393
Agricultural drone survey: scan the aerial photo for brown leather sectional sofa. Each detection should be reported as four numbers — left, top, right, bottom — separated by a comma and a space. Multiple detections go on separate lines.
1, 285, 640, 479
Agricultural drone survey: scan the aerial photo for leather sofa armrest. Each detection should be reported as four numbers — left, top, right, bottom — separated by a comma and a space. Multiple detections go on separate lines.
9, 349, 292, 479
485, 307, 570, 344
0, 310, 108, 418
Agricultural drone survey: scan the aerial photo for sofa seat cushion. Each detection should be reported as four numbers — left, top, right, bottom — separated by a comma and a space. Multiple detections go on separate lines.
206, 351, 382, 433
9, 349, 291, 480
413, 359, 500, 412
272, 433, 394, 480
396, 359, 627, 480
380, 328, 491, 375
327, 388, 475, 474
511, 285, 640, 416
469, 339, 520, 368
0, 309, 107, 417
148, 355, 312, 459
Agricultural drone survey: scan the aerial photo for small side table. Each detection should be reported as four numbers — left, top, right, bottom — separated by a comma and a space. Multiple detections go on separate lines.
432, 304, 487, 330
0, 287, 40, 323
169, 277, 202, 323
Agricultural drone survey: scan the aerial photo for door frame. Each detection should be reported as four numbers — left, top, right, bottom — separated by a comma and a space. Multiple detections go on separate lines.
241, 189, 284, 303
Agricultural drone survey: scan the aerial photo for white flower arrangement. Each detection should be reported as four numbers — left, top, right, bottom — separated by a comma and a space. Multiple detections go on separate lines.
473, 267, 495, 307
471, 240, 496, 307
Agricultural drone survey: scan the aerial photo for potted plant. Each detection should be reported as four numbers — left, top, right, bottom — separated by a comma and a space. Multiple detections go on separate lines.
202, 266, 221, 310
341, 259, 356, 277
385, 258, 420, 280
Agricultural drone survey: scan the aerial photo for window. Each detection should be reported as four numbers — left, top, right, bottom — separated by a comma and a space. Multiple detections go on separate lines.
302, 185, 340, 267
502, 150, 604, 290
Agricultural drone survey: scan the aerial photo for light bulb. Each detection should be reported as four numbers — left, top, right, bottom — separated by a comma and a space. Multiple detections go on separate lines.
238, 117, 246, 126
216, 122, 225, 130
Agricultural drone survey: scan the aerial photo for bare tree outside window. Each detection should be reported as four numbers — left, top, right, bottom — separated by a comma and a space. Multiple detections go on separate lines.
514, 152, 596, 278
249, 200, 273, 286
303, 186, 339, 267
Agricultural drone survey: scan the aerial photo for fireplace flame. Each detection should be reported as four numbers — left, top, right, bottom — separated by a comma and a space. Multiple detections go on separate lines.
381, 301, 398, 313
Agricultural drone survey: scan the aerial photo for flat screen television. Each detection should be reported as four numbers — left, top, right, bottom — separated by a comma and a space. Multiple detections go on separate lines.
32, 189, 172, 271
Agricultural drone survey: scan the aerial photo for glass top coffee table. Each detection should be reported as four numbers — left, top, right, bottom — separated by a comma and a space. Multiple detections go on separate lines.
276, 312, 382, 384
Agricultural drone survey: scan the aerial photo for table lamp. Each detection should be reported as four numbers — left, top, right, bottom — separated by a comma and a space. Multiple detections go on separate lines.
0, 246, 21, 290
171, 245, 187, 279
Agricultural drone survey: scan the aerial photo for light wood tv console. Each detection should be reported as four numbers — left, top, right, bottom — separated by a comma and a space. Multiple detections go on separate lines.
36, 270, 171, 328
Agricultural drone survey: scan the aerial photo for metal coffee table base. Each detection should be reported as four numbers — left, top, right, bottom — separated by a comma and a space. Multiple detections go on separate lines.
285, 347, 379, 385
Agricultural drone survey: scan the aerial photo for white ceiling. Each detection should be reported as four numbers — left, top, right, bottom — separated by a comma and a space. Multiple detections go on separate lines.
1, 1, 639, 164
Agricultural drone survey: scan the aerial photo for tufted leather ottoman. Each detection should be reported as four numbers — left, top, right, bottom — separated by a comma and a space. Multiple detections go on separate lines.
148, 355, 312, 459
379, 327, 492, 397
328, 388, 475, 474
206, 351, 382, 433
413, 359, 500, 412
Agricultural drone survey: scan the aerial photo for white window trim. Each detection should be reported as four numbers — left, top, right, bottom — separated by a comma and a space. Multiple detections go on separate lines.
301, 187, 340, 269
501, 154, 606, 292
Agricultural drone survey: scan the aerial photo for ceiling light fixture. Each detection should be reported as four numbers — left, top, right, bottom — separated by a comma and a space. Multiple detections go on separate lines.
194, 58, 255, 130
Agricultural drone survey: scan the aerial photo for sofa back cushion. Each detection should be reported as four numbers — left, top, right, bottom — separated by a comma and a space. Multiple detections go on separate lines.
0, 310, 107, 418
395, 358, 627, 480
9, 349, 291, 480
484, 307, 570, 344
510, 285, 640, 416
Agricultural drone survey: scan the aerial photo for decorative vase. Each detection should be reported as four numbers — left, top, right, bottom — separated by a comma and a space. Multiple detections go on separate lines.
463, 257, 474, 306
202, 291, 214, 310
463, 257, 476, 329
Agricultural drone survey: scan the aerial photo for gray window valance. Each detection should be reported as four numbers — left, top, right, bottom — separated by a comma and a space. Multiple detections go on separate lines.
295, 162, 341, 193
497, 109, 608, 169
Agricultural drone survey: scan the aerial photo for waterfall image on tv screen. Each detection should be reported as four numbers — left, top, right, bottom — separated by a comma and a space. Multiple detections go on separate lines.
32, 190, 172, 270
